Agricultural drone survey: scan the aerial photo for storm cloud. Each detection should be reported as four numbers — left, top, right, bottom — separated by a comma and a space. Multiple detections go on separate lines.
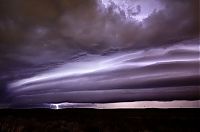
8, 39, 200, 105
0, 0, 199, 63
0, 0, 199, 108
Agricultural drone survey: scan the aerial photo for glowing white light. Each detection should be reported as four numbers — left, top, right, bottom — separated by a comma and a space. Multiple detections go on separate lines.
96, 100, 200, 109
50, 104, 60, 109
10, 61, 117, 88
45, 102, 96, 109
98, 0, 164, 22
9, 42, 199, 90
46, 100, 200, 109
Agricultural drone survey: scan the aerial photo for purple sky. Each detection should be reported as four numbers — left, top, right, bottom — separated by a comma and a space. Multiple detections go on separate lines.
0, 0, 199, 108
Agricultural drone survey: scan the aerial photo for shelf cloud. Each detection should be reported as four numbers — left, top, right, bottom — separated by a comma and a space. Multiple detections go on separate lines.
0, 0, 199, 108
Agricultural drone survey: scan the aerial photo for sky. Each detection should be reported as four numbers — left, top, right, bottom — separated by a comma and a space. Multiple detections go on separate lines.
0, 0, 199, 108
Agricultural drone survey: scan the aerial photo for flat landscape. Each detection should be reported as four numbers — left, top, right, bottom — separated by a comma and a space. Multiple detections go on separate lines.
0, 109, 199, 132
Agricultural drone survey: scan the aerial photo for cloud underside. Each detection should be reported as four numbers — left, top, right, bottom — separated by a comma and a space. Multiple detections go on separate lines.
9, 39, 200, 105
0, 0, 199, 107
0, 0, 199, 65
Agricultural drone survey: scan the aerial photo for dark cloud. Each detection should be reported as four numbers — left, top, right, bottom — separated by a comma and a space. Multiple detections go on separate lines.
8, 39, 200, 105
0, 0, 199, 107
140, 0, 199, 46
0, 0, 199, 64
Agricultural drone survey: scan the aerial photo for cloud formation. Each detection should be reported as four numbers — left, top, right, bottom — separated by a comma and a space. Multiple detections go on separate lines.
8, 39, 200, 105
0, 0, 199, 107
0, 0, 199, 64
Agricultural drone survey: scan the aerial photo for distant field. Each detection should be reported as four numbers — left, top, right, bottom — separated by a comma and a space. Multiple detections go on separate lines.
0, 109, 199, 132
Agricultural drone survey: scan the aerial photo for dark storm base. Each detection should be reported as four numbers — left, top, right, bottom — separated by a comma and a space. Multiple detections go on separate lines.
0, 109, 199, 132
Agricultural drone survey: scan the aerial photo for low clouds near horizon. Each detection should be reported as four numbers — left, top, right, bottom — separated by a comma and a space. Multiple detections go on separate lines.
0, 0, 199, 107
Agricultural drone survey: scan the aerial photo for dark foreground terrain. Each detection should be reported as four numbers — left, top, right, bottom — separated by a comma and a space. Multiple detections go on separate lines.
0, 109, 199, 132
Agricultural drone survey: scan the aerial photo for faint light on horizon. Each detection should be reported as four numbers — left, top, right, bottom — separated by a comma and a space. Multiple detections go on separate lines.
46, 100, 200, 109
50, 104, 61, 109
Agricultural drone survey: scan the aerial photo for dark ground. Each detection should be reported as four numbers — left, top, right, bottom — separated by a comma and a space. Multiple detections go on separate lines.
0, 109, 199, 132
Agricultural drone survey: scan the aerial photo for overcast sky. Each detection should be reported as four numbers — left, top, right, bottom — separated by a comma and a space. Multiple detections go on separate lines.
0, 0, 199, 108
